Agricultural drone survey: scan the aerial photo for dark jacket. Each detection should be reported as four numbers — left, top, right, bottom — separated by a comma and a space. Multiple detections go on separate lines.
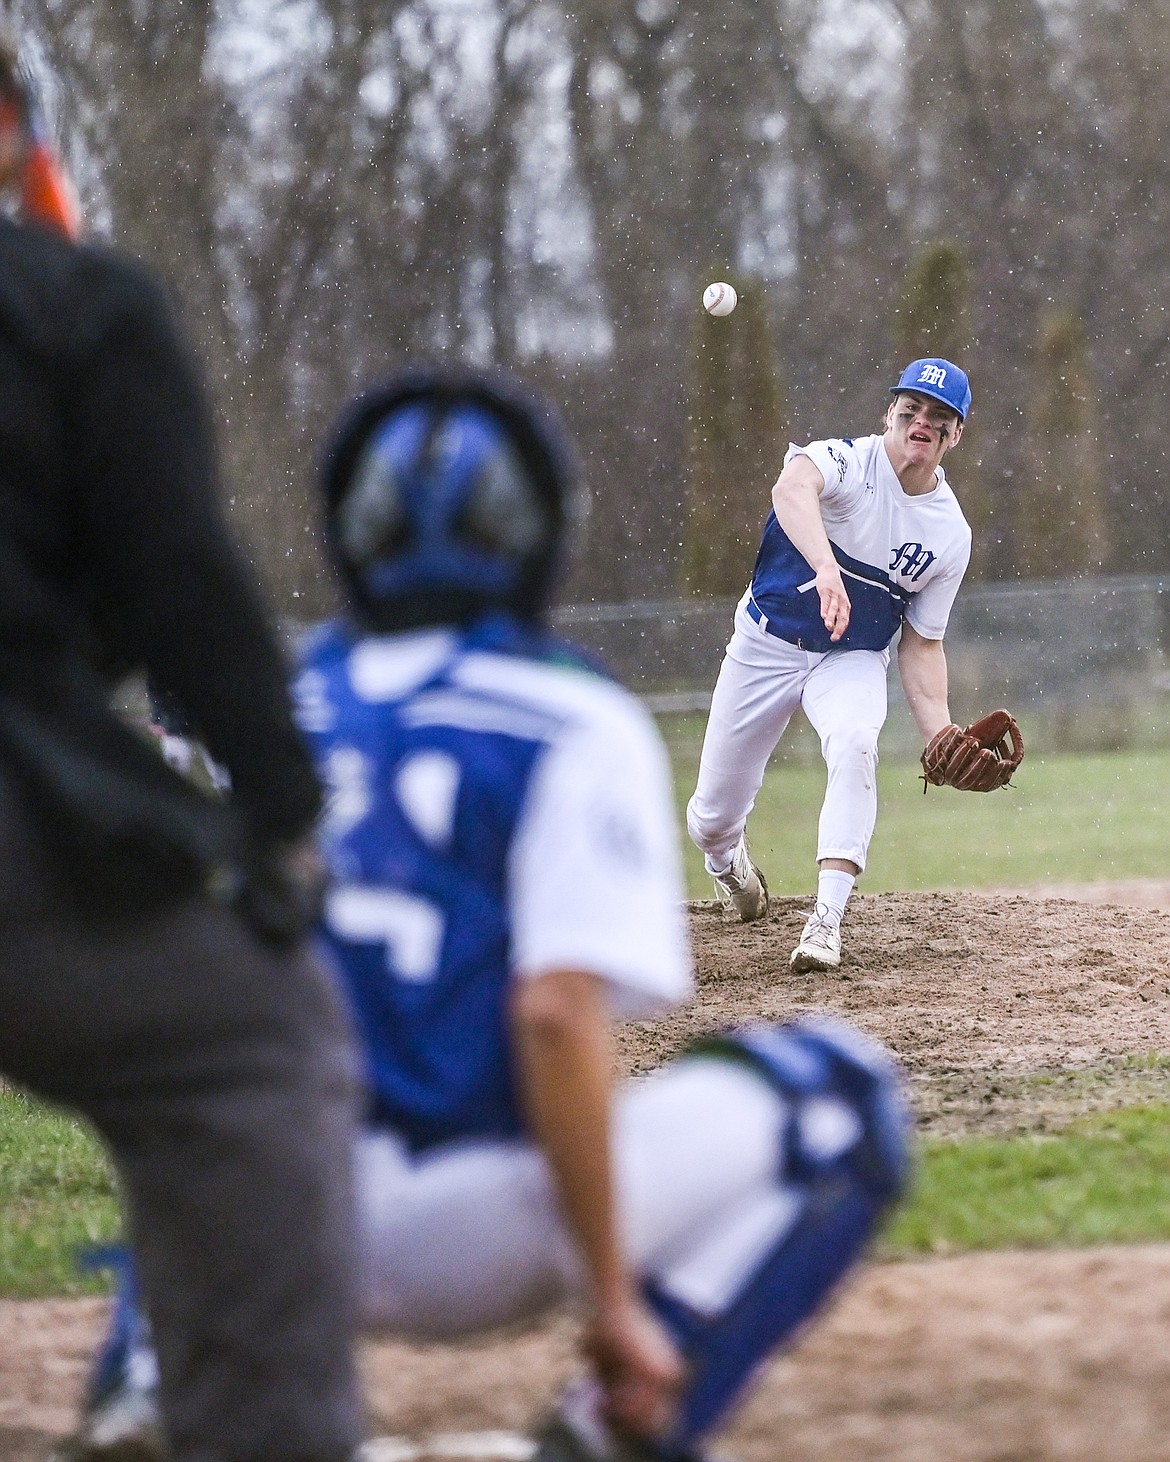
0, 217, 320, 887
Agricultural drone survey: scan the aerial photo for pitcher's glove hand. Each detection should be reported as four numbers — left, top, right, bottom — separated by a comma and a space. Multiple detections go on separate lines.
921, 709, 1024, 792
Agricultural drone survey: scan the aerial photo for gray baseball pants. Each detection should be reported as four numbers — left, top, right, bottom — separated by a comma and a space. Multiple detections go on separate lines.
0, 775, 363, 1462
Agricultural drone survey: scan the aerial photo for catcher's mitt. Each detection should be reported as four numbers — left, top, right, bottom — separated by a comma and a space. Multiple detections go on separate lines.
920, 709, 1024, 793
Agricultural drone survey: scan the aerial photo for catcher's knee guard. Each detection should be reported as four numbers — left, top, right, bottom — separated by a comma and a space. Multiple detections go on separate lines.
646, 1019, 910, 1457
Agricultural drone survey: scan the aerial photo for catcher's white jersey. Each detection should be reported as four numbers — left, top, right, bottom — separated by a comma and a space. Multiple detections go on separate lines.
299, 621, 692, 1149
749, 433, 971, 651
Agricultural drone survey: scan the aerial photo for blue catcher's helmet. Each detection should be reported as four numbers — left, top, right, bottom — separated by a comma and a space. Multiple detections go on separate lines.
321, 367, 578, 632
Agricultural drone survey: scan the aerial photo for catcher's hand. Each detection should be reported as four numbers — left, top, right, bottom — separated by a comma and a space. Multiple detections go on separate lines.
920, 709, 1024, 793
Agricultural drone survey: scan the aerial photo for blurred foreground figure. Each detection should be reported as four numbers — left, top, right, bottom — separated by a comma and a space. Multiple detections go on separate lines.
76, 367, 910, 1462
0, 31, 362, 1462
0, 37, 80, 239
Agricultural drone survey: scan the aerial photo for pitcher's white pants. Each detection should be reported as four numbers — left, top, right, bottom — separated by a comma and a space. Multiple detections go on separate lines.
686, 597, 889, 875
355, 1057, 792, 1338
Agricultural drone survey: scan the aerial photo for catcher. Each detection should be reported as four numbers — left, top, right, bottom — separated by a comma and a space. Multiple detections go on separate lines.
688, 357, 1022, 974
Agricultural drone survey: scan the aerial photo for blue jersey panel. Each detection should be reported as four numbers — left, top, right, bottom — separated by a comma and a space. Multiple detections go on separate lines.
749, 512, 913, 653
301, 621, 567, 1151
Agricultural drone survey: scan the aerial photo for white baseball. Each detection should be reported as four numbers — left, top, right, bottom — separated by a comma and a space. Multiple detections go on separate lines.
702, 281, 737, 316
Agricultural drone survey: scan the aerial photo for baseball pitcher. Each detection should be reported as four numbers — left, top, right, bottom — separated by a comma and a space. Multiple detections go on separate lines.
688, 358, 1019, 973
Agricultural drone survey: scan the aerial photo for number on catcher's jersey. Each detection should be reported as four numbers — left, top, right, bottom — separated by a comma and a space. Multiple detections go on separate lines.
325, 886, 444, 984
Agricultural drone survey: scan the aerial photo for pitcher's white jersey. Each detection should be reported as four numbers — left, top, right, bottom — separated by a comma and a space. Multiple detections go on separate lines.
749, 432, 971, 653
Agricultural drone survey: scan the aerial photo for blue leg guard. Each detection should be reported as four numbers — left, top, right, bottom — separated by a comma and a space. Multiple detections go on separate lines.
78, 1243, 158, 1410
645, 1018, 911, 1460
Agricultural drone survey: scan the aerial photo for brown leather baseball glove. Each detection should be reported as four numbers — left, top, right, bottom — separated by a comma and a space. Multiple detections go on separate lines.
920, 709, 1024, 792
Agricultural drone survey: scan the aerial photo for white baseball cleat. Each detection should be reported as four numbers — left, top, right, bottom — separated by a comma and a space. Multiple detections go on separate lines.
49, 1387, 166, 1462
711, 836, 769, 922
790, 904, 842, 972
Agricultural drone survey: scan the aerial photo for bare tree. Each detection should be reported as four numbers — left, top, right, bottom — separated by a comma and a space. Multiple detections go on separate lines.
1016, 311, 1108, 578
15, 0, 1170, 609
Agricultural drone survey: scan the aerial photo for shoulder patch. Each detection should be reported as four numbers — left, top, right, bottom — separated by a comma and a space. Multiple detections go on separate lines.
825, 444, 849, 482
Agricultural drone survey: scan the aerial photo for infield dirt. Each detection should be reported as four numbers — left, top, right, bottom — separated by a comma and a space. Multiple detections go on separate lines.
6, 888, 1170, 1461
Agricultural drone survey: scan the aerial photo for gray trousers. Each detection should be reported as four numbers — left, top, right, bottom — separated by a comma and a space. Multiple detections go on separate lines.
0, 778, 363, 1462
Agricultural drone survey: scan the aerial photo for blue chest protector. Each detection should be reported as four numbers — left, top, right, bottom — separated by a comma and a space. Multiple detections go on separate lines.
299, 616, 590, 1152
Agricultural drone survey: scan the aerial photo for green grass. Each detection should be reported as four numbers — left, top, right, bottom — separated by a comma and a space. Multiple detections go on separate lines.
661, 716, 1170, 898
882, 1105, 1170, 1258
9, 736, 1170, 1297
0, 1087, 120, 1297
6, 1089, 1170, 1297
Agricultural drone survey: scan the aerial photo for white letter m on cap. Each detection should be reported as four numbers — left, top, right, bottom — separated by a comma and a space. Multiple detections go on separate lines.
918, 364, 947, 388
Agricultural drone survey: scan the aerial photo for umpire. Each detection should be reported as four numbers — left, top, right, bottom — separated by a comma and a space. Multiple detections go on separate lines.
0, 35, 362, 1462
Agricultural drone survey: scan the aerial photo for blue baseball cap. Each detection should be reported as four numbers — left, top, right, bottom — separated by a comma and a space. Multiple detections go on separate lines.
889, 358, 971, 421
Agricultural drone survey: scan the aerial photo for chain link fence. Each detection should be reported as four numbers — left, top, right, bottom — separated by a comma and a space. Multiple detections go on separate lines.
553, 576, 1170, 755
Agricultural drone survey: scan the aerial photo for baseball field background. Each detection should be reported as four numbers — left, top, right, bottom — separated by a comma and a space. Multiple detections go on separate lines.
12, 2, 1170, 1450
7, 739, 1170, 1458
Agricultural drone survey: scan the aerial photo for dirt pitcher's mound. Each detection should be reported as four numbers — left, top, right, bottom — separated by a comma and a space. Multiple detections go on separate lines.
617, 890, 1170, 1135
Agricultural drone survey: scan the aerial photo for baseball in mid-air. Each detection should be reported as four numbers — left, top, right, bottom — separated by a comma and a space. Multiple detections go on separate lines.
703, 281, 737, 317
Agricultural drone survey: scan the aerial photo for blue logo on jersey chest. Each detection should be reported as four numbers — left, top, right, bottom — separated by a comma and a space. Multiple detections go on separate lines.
889, 541, 936, 582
